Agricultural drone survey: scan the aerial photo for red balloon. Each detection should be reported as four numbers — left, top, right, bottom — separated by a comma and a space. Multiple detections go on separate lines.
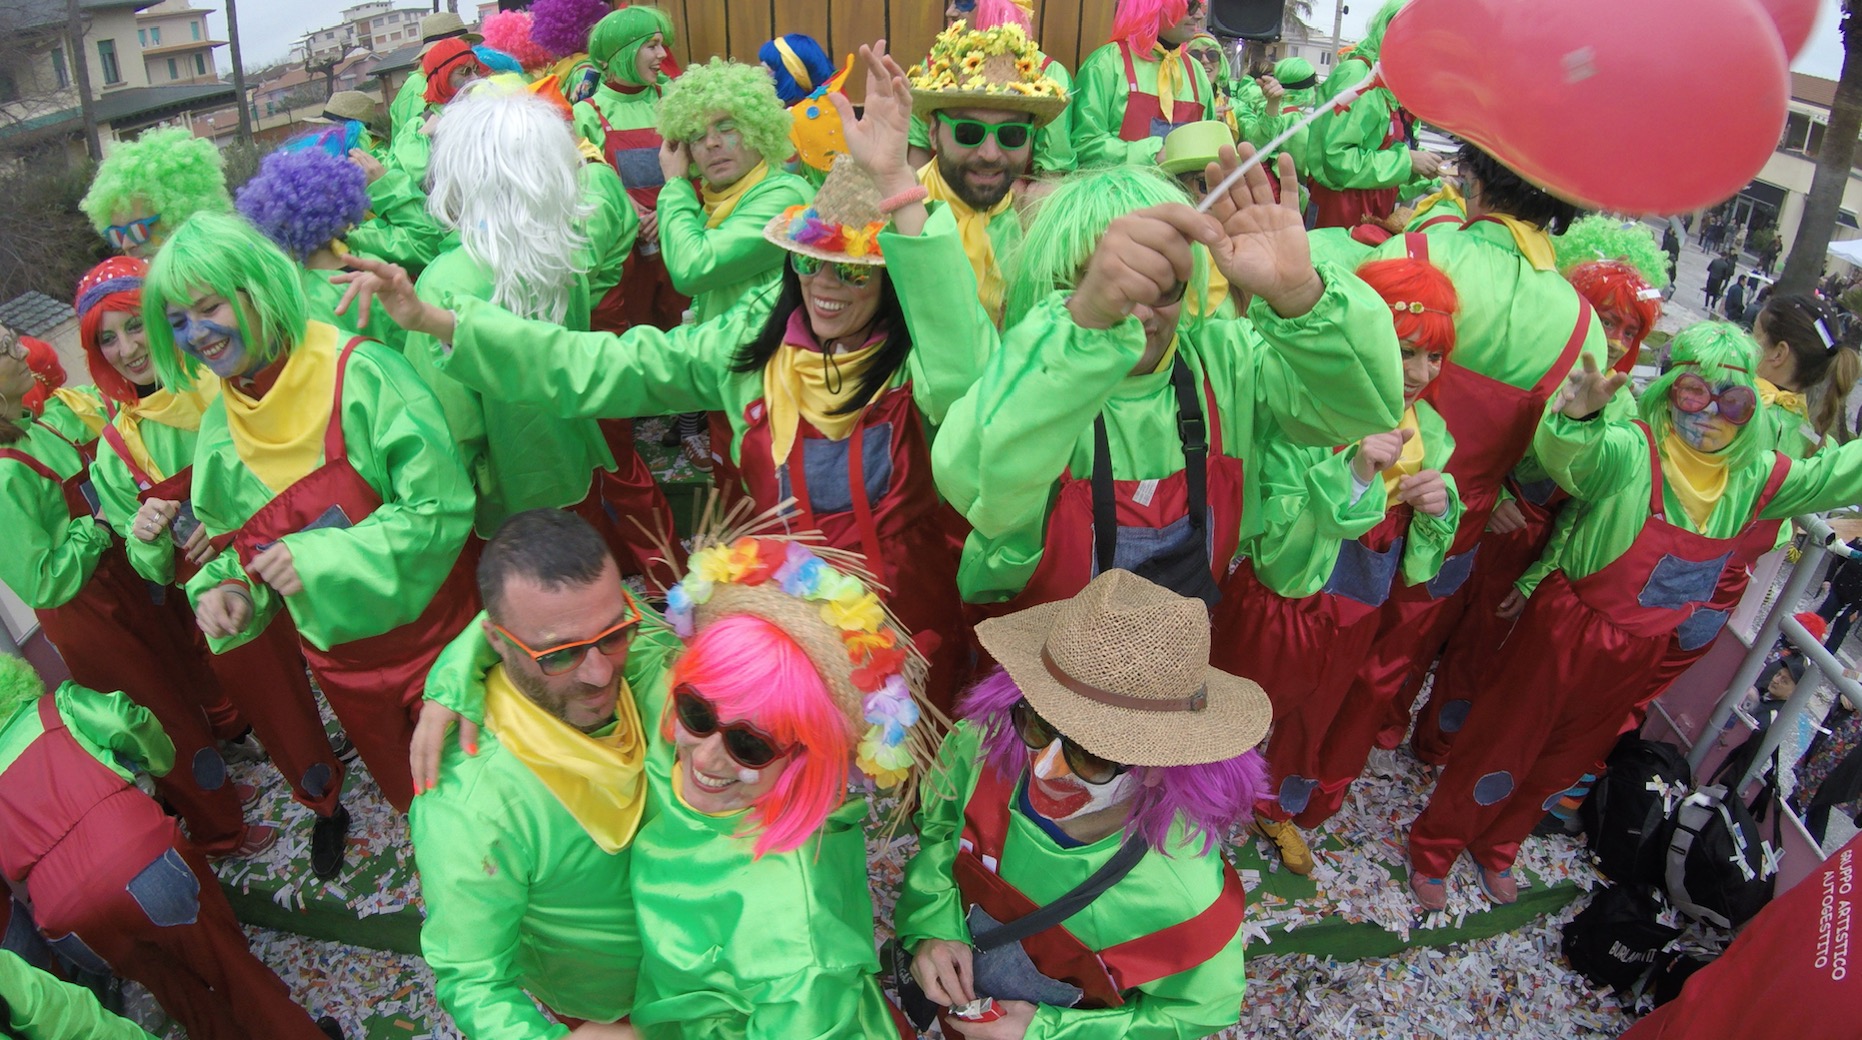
1381, 0, 1789, 214
1755, 0, 1823, 59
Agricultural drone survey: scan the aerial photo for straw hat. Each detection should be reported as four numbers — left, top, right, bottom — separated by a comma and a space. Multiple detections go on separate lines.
910, 21, 1068, 128
311, 90, 379, 125
763, 154, 890, 266
1159, 120, 1234, 176
419, 12, 482, 55
975, 569, 1271, 767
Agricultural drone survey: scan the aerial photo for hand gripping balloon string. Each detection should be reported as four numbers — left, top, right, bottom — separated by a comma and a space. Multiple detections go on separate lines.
1196, 63, 1385, 214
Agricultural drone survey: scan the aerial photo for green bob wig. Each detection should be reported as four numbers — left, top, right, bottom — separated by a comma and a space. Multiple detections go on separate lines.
1003, 164, 1206, 332
1555, 215, 1672, 288
1640, 321, 1764, 469
142, 212, 310, 392
0, 654, 46, 729
657, 58, 795, 177
587, 6, 674, 87
80, 127, 232, 238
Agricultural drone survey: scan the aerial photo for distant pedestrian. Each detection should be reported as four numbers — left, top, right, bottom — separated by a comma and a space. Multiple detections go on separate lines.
1741, 285, 1770, 329
1705, 250, 1736, 308
1724, 275, 1749, 319
1759, 237, 1781, 275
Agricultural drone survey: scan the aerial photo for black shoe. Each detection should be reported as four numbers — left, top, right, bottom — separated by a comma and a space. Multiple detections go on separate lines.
317, 1015, 345, 1040
310, 804, 351, 880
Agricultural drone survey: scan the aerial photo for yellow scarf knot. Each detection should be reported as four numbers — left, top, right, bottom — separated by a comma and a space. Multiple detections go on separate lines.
762, 310, 885, 465
1757, 377, 1807, 418
918, 159, 1013, 325
1153, 46, 1190, 123
221, 322, 343, 494
1661, 430, 1730, 531
110, 384, 217, 483
701, 160, 771, 229
483, 665, 647, 853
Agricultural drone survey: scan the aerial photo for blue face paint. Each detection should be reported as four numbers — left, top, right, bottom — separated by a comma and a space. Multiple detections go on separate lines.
1671, 399, 1737, 452
169, 311, 252, 379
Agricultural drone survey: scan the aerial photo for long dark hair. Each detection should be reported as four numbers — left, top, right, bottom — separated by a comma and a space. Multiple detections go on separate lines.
1756, 292, 1860, 443
732, 261, 914, 417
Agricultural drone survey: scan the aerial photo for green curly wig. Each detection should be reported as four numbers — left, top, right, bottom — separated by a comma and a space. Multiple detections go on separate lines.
1555, 215, 1672, 288
80, 127, 232, 239
0, 653, 46, 727
1640, 321, 1763, 469
657, 58, 795, 176
143, 212, 309, 392
1003, 164, 1205, 332
587, 6, 674, 87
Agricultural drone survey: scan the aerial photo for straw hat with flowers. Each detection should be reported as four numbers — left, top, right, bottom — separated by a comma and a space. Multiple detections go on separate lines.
975, 569, 1272, 767
909, 20, 1069, 127
763, 154, 891, 266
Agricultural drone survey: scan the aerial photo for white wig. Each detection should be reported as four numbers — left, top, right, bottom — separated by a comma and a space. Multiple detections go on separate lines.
427, 84, 592, 324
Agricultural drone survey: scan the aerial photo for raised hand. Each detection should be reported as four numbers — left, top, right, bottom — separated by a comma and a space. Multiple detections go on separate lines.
332, 255, 454, 343
1064, 205, 1222, 331
659, 138, 692, 181
828, 41, 918, 197
348, 148, 386, 184
1351, 427, 1414, 483
1552, 353, 1629, 419
1200, 145, 1324, 317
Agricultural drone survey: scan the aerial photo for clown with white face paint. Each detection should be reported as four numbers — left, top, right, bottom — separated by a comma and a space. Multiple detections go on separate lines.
1402, 322, 1862, 913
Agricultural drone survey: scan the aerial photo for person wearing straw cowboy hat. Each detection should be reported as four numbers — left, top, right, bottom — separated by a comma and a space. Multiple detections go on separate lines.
334, 41, 991, 712
895, 568, 1267, 1040
907, 0, 1076, 180
905, 17, 1068, 326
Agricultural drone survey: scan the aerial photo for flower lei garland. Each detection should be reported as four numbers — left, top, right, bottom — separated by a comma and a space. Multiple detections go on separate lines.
665, 538, 921, 786
773, 204, 886, 259
909, 21, 1066, 100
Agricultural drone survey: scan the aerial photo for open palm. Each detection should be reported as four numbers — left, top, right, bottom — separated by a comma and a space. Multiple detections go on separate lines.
828, 41, 915, 188
1201, 146, 1318, 313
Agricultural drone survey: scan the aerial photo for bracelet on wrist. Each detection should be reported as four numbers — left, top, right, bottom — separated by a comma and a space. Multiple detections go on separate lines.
877, 185, 930, 214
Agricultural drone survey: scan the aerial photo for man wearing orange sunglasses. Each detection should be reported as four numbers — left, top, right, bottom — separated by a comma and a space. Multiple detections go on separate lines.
408, 509, 676, 1040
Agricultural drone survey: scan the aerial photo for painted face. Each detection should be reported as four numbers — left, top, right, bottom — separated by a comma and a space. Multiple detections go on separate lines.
107, 202, 164, 259
1600, 311, 1645, 369
1026, 741, 1142, 822
690, 113, 754, 190
165, 288, 261, 380
1670, 392, 1742, 452
932, 108, 1034, 211
799, 261, 885, 345
96, 309, 155, 386
673, 714, 791, 814
485, 558, 632, 733
446, 61, 480, 93
634, 34, 668, 83
944, 0, 977, 28
1400, 340, 1445, 406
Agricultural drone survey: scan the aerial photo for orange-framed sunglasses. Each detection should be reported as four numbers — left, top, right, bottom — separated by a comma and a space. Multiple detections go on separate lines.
490, 592, 642, 676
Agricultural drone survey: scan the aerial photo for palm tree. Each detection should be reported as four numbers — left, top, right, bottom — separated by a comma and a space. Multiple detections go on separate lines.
1779, 0, 1861, 294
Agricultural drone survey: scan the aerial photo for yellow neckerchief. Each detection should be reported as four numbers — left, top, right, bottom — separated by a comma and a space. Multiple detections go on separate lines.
1153, 46, 1189, 123
1383, 404, 1426, 499
1660, 429, 1730, 531
1757, 376, 1807, 418
1190, 264, 1231, 317
1474, 214, 1557, 272
918, 159, 1013, 324
221, 321, 341, 494
483, 664, 647, 853
1149, 334, 1181, 375
763, 309, 886, 465
1410, 180, 1465, 223
50, 387, 108, 437
701, 160, 771, 229
112, 384, 216, 482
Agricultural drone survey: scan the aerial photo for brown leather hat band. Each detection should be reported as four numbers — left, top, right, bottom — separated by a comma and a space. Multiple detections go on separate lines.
1040, 646, 1208, 713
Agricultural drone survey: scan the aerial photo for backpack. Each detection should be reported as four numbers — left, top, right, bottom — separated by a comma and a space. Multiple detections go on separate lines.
1663, 744, 1782, 929
1561, 883, 1682, 995
1582, 735, 1691, 886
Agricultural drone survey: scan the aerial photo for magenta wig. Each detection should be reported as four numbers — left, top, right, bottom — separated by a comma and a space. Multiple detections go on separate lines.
1110, 0, 1188, 53
234, 148, 368, 262
957, 668, 1269, 855
665, 614, 858, 858
529, 0, 613, 58
975, 0, 1035, 31
481, 11, 554, 70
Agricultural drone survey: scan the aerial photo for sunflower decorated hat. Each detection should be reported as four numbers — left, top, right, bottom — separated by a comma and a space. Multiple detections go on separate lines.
909, 20, 1069, 127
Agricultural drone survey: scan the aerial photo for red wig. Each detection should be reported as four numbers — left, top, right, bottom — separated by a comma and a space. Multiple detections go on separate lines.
1567, 259, 1661, 374
1110, 0, 1188, 53
74, 256, 148, 406
1355, 257, 1459, 356
19, 336, 65, 417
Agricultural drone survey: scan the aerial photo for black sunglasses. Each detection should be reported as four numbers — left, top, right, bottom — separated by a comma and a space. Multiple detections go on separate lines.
673, 685, 793, 770
1011, 701, 1127, 785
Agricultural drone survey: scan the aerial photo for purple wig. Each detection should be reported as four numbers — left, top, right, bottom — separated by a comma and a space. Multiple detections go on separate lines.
234, 148, 368, 262
957, 668, 1269, 856
529, 0, 612, 58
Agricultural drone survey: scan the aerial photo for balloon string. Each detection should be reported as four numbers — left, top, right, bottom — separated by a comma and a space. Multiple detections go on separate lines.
1195, 62, 1384, 215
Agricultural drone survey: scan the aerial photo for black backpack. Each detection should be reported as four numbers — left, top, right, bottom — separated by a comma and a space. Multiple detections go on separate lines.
1561, 883, 1682, 996
1663, 744, 1782, 929
1582, 736, 1691, 886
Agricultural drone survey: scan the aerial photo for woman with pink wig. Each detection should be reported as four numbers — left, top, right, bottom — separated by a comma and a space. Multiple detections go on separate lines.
1070, 0, 1216, 168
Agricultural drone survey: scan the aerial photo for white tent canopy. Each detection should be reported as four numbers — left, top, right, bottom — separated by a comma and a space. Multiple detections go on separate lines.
1826, 237, 1862, 267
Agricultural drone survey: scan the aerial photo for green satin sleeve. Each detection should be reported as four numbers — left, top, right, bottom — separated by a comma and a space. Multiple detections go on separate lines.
348, 166, 448, 274
1763, 437, 1862, 520
0, 949, 157, 1040
1398, 401, 1463, 586
1033, 59, 1077, 174
1516, 503, 1580, 599
879, 203, 997, 427
87, 439, 176, 586
1069, 45, 1168, 168
183, 536, 282, 655
57, 682, 174, 780
1305, 64, 1410, 192
1242, 440, 1387, 599
581, 161, 639, 298
896, 723, 986, 951
387, 113, 432, 195
0, 425, 109, 609
1533, 409, 1645, 504
656, 173, 810, 320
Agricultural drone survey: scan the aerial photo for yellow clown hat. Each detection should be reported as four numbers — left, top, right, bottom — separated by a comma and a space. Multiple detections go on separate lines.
910, 20, 1069, 128
789, 56, 855, 173
1160, 120, 1236, 176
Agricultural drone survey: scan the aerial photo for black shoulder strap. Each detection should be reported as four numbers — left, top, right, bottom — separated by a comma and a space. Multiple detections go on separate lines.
1092, 415, 1118, 575
972, 833, 1149, 952
1089, 355, 1210, 576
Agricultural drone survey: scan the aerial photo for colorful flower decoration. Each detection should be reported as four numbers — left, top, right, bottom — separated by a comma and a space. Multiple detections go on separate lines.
773, 203, 887, 261
908, 20, 1067, 102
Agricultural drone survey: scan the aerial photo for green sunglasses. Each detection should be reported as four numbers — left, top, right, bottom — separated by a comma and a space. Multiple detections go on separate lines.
935, 111, 1034, 150
790, 252, 876, 288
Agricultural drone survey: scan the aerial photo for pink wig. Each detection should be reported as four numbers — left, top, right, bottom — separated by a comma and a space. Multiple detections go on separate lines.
1110, 0, 1188, 53
975, 0, 1035, 32
665, 615, 857, 858
480, 11, 554, 71
957, 668, 1269, 856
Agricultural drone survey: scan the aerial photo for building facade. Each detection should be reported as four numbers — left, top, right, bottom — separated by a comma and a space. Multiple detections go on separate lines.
300, 2, 427, 64
136, 0, 226, 86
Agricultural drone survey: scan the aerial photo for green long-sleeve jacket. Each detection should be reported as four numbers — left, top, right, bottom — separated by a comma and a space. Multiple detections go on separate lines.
412, 611, 683, 1040
403, 248, 613, 537
346, 165, 449, 275
1244, 400, 1463, 599
1305, 56, 1410, 193
1533, 411, 1862, 582
89, 397, 197, 587
582, 160, 640, 303
908, 53, 1077, 175
415, 206, 989, 477
0, 417, 111, 610
184, 324, 474, 653
923, 247, 1404, 603
655, 169, 812, 323
388, 107, 433, 195
0, 949, 157, 1040
389, 71, 428, 142
0, 682, 174, 782
303, 267, 406, 354
1071, 42, 1215, 168
896, 723, 1248, 1040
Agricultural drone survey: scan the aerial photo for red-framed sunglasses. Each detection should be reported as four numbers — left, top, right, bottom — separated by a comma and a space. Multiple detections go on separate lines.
1668, 372, 1758, 426
491, 593, 642, 676
672, 685, 793, 770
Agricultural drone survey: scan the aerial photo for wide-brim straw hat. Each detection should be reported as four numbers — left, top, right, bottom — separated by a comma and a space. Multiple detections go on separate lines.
310, 90, 378, 125
419, 12, 482, 55
912, 86, 1068, 128
762, 154, 890, 266
1159, 120, 1235, 176
910, 23, 1069, 128
974, 569, 1271, 767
